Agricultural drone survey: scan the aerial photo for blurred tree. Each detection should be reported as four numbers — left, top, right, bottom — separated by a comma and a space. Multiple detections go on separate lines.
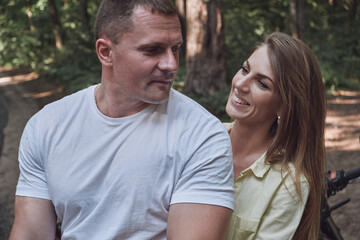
348, 0, 357, 21
80, 0, 91, 32
1, 0, 359, 100
26, 0, 35, 31
329, 0, 338, 7
48, 0, 64, 48
290, 0, 304, 39
175, 0, 187, 61
184, 0, 226, 97
176, 0, 186, 19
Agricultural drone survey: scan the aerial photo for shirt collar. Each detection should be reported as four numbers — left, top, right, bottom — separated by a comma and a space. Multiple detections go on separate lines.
246, 151, 271, 178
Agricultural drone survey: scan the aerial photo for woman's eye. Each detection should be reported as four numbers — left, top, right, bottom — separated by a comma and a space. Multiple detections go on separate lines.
240, 66, 249, 74
257, 80, 269, 89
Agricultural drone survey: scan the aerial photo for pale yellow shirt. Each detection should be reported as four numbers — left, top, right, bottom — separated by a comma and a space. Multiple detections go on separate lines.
224, 123, 309, 240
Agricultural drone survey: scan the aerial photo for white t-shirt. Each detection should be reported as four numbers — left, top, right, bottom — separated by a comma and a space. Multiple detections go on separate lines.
16, 85, 234, 239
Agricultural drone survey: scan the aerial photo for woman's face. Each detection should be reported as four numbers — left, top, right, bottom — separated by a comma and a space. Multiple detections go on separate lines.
226, 45, 280, 125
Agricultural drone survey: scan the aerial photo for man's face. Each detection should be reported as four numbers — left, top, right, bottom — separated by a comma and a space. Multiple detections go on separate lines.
110, 7, 183, 105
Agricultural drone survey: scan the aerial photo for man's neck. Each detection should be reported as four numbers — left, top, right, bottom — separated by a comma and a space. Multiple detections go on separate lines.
95, 84, 150, 118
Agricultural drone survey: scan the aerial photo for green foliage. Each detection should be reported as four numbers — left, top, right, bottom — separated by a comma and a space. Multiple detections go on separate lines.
44, 45, 101, 94
224, 0, 289, 80
173, 64, 186, 91
0, 0, 101, 93
1, 0, 360, 119
305, 1, 360, 91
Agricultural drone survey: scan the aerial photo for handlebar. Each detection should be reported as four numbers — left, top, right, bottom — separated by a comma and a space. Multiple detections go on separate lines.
321, 167, 360, 239
344, 167, 360, 182
327, 167, 360, 197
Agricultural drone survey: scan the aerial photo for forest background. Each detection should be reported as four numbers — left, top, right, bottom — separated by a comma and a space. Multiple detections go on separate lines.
0, 0, 360, 121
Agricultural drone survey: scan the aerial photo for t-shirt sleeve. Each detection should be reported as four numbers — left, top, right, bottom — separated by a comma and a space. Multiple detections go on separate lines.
170, 119, 234, 210
15, 113, 51, 200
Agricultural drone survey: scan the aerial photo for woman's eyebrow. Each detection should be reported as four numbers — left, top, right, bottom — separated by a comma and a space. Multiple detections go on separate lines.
258, 73, 274, 84
247, 60, 274, 84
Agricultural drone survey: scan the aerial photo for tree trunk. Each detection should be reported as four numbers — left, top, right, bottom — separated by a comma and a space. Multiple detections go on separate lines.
348, 0, 357, 21
176, 0, 186, 60
80, 0, 90, 29
290, 0, 304, 39
176, 0, 186, 17
328, 0, 337, 7
48, 0, 64, 48
184, 0, 226, 97
26, 0, 34, 31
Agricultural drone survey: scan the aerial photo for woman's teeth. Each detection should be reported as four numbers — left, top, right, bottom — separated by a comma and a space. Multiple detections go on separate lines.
233, 95, 249, 105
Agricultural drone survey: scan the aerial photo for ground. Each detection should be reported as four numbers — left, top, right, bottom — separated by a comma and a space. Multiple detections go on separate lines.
324, 90, 360, 239
0, 68, 359, 239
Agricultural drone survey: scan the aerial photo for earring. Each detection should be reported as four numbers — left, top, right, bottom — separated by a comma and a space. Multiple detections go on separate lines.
277, 116, 280, 125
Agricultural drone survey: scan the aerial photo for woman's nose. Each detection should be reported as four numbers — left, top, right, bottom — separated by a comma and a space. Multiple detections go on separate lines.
234, 75, 250, 93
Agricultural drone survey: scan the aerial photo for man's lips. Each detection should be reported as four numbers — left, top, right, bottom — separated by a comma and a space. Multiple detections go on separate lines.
151, 79, 173, 85
150, 75, 175, 85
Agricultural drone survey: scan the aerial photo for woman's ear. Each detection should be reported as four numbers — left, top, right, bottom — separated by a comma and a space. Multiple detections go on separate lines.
96, 38, 113, 67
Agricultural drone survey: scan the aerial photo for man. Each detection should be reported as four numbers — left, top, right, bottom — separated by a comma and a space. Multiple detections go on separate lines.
10, 0, 234, 239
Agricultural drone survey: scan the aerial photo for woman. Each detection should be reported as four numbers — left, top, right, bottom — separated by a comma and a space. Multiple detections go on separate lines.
224, 32, 326, 240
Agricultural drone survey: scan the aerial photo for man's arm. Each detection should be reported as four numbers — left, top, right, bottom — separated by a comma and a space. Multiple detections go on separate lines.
167, 203, 232, 240
9, 196, 57, 240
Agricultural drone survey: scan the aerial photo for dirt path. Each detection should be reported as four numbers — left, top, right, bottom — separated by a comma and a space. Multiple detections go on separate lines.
0, 69, 359, 239
0, 68, 64, 239
325, 91, 360, 240
0, 71, 40, 238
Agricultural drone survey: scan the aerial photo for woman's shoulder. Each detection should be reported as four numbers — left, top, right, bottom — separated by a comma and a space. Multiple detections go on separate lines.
274, 162, 310, 200
264, 160, 309, 197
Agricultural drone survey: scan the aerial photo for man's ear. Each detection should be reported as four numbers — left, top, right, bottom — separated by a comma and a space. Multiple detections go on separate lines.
96, 38, 113, 66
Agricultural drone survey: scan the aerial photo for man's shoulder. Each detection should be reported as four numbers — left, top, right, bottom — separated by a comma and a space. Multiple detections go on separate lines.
168, 89, 217, 120
30, 85, 94, 127
41, 85, 94, 113
167, 89, 229, 138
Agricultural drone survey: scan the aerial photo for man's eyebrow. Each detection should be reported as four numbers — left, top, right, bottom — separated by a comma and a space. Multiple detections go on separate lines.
246, 60, 274, 84
138, 41, 183, 48
137, 43, 159, 49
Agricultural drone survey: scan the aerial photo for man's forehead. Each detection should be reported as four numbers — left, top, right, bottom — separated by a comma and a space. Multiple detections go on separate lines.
132, 6, 180, 28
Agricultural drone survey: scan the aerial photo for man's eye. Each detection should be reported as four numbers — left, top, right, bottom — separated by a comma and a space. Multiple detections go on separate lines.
145, 48, 159, 54
171, 46, 179, 53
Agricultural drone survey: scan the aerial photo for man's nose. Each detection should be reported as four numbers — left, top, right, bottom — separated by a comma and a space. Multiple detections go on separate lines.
158, 49, 178, 72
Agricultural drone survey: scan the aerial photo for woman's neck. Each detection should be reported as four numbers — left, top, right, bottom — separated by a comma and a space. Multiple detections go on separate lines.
230, 120, 272, 177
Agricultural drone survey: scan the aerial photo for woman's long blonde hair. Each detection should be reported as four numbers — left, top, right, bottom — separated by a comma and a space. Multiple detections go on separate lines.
261, 32, 327, 240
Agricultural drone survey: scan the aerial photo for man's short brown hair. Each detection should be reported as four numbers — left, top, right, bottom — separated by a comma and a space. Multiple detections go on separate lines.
94, 0, 178, 44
